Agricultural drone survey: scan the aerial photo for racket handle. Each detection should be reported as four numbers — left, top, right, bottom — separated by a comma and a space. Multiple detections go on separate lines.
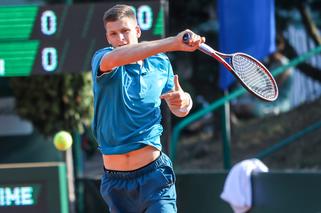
182, 33, 191, 44
182, 32, 215, 56
199, 43, 215, 56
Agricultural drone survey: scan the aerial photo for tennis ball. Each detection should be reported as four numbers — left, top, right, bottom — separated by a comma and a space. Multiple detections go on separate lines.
53, 131, 73, 151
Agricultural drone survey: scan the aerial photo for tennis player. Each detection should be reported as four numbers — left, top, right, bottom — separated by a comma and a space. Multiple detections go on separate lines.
91, 4, 205, 212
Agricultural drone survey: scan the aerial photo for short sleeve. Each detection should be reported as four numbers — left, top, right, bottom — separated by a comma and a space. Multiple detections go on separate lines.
91, 47, 116, 81
162, 57, 174, 94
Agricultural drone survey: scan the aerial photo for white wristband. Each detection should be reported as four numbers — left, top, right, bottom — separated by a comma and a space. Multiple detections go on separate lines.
179, 92, 193, 113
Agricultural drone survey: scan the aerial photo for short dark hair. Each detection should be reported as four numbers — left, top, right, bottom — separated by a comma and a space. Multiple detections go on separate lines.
103, 4, 136, 26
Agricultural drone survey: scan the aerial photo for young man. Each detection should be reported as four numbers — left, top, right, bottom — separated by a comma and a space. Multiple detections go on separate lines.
91, 4, 205, 213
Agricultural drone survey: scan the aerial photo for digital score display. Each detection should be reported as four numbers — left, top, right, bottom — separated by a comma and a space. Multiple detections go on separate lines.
0, 1, 167, 76
0, 185, 41, 207
0, 163, 68, 213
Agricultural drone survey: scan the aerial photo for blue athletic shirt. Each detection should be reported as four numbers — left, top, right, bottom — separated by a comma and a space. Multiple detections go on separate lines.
91, 47, 174, 155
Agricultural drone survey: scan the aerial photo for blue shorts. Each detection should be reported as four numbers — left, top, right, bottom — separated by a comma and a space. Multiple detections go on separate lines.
100, 152, 177, 213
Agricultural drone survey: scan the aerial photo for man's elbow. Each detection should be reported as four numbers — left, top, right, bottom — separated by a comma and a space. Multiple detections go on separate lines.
100, 55, 117, 72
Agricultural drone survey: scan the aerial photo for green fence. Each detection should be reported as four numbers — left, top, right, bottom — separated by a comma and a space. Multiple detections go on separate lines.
170, 45, 321, 168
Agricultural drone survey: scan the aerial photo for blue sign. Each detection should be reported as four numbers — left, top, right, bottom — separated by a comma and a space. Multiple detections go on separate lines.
217, 0, 276, 90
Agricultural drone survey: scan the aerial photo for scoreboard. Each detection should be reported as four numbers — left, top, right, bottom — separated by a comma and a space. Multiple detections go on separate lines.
0, 1, 167, 77
0, 162, 68, 213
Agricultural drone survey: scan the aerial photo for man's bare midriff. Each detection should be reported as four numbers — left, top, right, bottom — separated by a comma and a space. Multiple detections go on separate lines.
103, 146, 160, 171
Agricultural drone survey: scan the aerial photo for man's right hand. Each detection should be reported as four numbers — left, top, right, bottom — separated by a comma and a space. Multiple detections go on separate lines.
175, 29, 206, 52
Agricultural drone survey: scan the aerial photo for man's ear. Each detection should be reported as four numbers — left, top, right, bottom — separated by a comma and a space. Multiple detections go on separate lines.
136, 25, 141, 38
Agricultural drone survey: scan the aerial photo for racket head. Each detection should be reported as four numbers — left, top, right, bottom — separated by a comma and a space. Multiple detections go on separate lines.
183, 32, 278, 101
229, 52, 279, 102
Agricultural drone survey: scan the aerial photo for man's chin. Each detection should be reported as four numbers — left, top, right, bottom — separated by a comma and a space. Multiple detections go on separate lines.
115, 44, 127, 48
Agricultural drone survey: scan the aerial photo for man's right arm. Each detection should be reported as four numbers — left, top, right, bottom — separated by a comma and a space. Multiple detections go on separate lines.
100, 30, 205, 72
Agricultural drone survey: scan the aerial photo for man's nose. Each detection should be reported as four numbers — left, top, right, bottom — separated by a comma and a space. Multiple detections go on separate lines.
118, 33, 125, 41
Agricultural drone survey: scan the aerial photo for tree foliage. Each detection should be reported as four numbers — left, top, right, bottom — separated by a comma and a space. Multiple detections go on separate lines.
10, 73, 93, 137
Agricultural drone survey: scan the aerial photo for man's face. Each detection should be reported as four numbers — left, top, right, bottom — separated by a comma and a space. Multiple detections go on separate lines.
105, 17, 141, 48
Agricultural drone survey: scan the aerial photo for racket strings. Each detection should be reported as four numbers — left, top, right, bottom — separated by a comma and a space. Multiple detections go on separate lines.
232, 55, 276, 100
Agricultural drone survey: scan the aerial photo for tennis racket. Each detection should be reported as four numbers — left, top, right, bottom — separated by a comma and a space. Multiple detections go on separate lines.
183, 33, 278, 102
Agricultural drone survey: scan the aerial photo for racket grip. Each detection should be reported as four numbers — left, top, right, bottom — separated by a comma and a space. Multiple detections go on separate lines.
183, 32, 215, 56
182, 33, 191, 44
